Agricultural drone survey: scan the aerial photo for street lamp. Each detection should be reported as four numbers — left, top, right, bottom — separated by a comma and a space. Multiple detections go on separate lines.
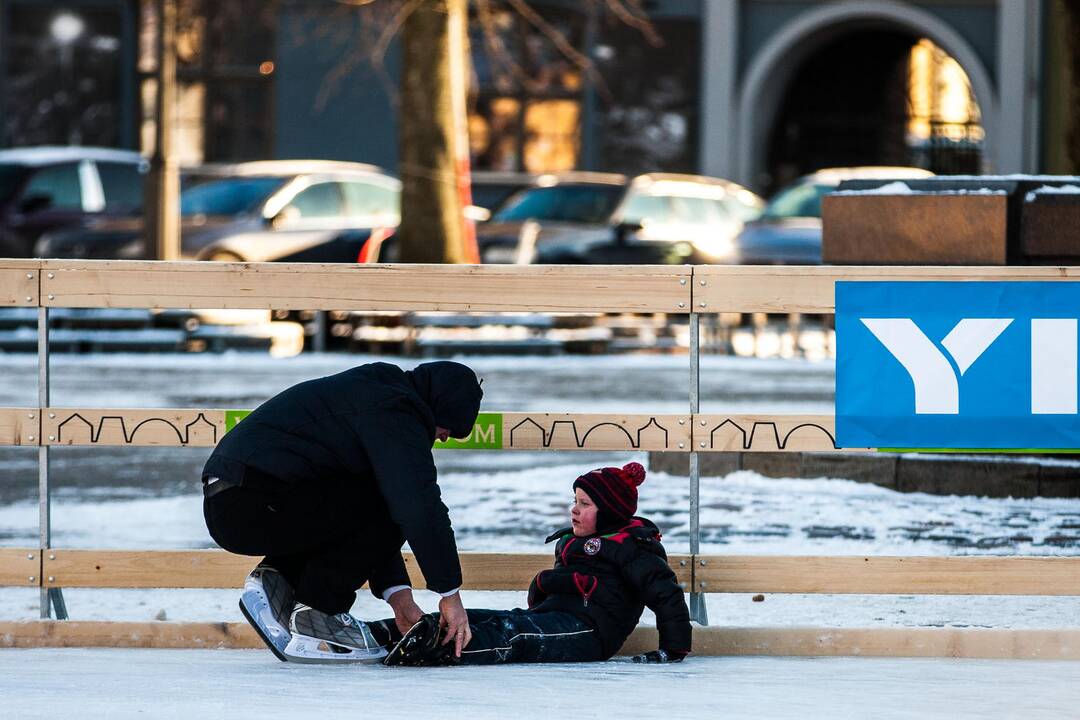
50, 13, 85, 46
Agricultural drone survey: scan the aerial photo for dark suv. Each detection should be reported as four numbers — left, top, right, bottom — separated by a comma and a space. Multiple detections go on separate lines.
0, 146, 147, 257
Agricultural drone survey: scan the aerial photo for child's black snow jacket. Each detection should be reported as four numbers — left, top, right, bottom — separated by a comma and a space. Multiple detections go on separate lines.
527, 517, 692, 658
202, 361, 482, 596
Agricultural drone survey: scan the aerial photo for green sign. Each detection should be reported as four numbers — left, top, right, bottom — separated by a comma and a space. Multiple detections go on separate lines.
224, 409, 503, 450
435, 412, 503, 450
224, 410, 252, 433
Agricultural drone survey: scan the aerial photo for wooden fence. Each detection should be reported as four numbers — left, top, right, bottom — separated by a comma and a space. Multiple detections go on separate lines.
3, 260, 1080, 659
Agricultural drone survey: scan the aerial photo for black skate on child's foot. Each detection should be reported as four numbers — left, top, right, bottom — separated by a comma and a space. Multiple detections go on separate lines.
383, 614, 459, 667
283, 604, 387, 664
238, 564, 295, 662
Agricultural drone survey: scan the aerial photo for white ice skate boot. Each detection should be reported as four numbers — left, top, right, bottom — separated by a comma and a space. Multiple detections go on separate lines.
238, 564, 295, 662
283, 604, 387, 664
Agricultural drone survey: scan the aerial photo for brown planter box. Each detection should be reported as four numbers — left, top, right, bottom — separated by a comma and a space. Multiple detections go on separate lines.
823, 194, 1008, 265
1021, 193, 1080, 259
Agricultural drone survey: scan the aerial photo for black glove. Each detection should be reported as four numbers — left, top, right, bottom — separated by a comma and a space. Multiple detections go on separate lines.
631, 649, 686, 664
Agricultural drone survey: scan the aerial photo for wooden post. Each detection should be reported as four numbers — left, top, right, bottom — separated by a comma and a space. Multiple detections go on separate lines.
145, 0, 180, 261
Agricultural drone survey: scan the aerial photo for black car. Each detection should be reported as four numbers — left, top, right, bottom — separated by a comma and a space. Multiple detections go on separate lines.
0, 146, 147, 257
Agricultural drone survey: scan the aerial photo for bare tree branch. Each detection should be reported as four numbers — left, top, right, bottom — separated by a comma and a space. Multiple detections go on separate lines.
604, 0, 663, 47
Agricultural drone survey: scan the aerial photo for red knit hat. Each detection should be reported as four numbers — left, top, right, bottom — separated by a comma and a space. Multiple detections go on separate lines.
573, 462, 647, 531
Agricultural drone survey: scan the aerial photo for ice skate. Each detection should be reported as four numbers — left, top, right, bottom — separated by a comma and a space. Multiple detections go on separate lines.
283, 604, 387, 664
383, 614, 458, 667
238, 564, 295, 662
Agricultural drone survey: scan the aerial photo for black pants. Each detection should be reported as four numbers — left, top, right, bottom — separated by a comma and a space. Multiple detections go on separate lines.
203, 475, 404, 615
377, 609, 606, 665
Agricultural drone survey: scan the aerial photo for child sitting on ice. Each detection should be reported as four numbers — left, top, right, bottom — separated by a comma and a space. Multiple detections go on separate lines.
376, 461, 692, 666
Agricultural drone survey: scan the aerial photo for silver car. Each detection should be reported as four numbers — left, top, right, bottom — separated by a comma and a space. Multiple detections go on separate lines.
478, 172, 763, 265
37, 160, 400, 262
735, 166, 934, 265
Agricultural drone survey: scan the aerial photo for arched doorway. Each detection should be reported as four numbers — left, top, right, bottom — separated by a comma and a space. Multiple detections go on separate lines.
765, 32, 983, 194
736, 1, 997, 192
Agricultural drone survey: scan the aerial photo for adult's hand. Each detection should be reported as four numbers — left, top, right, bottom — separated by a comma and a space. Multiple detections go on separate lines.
438, 593, 471, 657
386, 589, 425, 636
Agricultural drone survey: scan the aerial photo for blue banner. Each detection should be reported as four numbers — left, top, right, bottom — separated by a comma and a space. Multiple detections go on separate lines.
836, 281, 1080, 449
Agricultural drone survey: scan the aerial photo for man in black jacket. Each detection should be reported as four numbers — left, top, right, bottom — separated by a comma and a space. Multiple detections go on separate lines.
201, 361, 483, 664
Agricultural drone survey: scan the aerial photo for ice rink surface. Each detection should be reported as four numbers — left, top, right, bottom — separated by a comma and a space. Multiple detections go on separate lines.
1, 649, 1078, 719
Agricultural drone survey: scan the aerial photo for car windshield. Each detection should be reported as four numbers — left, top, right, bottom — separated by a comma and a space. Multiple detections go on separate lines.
180, 176, 286, 217
492, 184, 624, 224
0, 163, 27, 203
761, 182, 834, 220
472, 183, 529, 212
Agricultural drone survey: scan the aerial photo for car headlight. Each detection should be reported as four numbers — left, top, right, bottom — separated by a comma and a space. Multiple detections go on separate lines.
692, 234, 738, 261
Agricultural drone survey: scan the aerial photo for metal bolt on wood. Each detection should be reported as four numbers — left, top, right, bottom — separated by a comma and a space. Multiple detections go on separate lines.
49, 554, 55, 560
47, 576, 54, 583
47, 273, 54, 279
27, 553, 33, 560
48, 294, 54, 300
26, 273, 33, 279
49, 413, 55, 419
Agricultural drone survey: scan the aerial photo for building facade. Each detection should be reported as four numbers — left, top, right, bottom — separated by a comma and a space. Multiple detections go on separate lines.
0, 0, 1052, 193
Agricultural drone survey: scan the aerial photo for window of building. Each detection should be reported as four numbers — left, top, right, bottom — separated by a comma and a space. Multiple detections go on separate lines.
138, 0, 276, 163
2, 4, 125, 147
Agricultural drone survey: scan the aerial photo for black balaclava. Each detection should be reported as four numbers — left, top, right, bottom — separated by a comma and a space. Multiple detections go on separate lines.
405, 361, 483, 438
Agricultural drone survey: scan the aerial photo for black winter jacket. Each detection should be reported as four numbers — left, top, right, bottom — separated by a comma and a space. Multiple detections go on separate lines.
527, 517, 692, 658
202, 361, 482, 595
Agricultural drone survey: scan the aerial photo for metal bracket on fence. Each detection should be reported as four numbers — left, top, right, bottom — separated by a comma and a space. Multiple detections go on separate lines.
37, 306, 52, 619
688, 310, 709, 626
48, 588, 68, 620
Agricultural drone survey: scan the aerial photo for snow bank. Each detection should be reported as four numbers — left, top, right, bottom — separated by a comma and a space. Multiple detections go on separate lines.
1025, 184, 1080, 202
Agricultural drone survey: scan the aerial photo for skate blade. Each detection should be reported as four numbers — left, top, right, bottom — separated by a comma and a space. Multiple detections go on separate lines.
239, 589, 291, 662
283, 634, 388, 665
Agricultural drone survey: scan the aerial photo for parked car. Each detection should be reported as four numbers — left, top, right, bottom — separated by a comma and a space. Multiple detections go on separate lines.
477, 172, 764, 264
734, 166, 935, 264
0, 146, 148, 257
36, 160, 400, 262
469, 171, 541, 216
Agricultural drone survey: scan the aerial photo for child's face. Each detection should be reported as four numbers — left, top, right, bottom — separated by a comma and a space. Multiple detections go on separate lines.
571, 488, 598, 536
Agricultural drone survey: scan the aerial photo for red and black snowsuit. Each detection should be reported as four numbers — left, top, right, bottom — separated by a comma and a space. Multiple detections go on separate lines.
385, 516, 691, 665
527, 517, 692, 659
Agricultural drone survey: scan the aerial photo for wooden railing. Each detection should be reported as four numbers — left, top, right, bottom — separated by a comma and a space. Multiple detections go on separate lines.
3, 260, 1080, 659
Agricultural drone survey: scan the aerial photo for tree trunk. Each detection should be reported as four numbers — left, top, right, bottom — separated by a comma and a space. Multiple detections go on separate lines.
398, 0, 473, 263
1065, 0, 1080, 171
